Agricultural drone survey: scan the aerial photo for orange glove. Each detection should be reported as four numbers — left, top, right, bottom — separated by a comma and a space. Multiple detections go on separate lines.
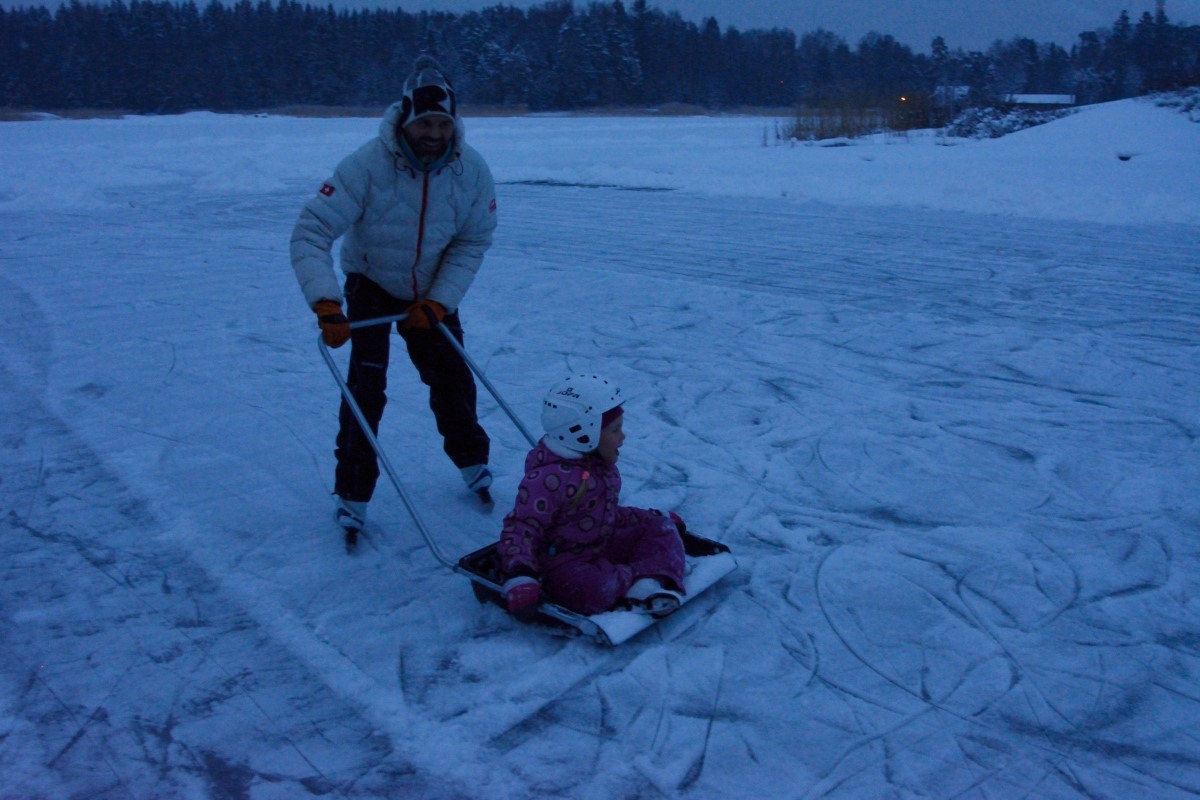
401, 299, 446, 330
314, 300, 350, 348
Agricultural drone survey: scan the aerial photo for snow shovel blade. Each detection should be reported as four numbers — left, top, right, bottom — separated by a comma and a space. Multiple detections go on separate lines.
458, 532, 737, 646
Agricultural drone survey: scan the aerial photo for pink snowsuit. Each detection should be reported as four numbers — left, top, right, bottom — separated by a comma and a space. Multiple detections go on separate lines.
499, 441, 687, 615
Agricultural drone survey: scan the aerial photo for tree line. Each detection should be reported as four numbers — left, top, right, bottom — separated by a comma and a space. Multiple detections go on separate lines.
1, 0, 1198, 114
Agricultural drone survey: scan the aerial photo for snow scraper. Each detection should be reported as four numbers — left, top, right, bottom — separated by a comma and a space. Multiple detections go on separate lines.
319, 315, 737, 645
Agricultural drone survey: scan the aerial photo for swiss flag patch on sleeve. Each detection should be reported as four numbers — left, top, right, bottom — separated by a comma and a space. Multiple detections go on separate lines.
319, 183, 336, 197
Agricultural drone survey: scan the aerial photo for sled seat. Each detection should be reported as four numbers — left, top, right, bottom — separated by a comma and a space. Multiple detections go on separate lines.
457, 532, 736, 645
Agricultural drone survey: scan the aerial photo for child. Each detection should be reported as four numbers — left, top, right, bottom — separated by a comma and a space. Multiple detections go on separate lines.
498, 374, 688, 619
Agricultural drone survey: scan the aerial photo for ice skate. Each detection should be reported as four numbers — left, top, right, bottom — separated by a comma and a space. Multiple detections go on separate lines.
460, 465, 494, 505
335, 496, 367, 553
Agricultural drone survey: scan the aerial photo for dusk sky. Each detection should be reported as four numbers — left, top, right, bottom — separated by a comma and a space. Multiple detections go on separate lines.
645, 0, 1200, 50
5, 0, 1198, 51
304, 0, 1196, 51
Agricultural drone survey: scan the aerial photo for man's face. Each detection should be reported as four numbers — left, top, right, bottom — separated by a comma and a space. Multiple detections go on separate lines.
403, 116, 454, 162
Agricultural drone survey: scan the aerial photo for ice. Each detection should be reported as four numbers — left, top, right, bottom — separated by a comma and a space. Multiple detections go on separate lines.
1, 98, 1198, 798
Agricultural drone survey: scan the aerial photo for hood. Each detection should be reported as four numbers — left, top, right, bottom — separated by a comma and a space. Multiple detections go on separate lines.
379, 101, 465, 170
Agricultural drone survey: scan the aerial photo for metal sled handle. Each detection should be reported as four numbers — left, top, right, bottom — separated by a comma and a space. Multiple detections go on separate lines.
343, 314, 536, 447
349, 313, 407, 330
318, 313, 456, 569
434, 321, 538, 449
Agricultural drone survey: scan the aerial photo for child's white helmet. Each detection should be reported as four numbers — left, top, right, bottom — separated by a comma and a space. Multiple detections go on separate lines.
542, 374, 622, 456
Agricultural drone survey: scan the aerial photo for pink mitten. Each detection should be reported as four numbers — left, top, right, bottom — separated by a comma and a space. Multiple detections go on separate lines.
502, 576, 541, 621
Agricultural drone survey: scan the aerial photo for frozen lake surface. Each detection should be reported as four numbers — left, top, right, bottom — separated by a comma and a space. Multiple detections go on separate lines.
1, 100, 1198, 798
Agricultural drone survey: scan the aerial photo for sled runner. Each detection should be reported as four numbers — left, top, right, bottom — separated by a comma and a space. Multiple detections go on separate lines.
319, 315, 737, 644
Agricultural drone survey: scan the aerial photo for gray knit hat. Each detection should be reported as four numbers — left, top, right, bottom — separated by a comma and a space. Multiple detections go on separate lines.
397, 55, 457, 127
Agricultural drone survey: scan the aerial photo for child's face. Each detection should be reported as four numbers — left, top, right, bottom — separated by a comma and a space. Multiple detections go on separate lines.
596, 415, 625, 465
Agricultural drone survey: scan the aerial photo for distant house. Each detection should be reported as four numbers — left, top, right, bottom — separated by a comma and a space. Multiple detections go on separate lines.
1003, 94, 1077, 108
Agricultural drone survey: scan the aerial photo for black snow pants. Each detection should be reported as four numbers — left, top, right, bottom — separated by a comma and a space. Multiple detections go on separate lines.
333, 273, 490, 503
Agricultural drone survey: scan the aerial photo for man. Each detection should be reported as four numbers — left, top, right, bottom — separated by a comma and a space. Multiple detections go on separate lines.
290, 56, 498, 543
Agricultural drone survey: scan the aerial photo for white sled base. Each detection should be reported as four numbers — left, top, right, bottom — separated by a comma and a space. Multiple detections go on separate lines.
458, 532, 737, 645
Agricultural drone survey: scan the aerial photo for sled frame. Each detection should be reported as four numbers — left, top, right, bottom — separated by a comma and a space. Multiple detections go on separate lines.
318, 314, 736, 644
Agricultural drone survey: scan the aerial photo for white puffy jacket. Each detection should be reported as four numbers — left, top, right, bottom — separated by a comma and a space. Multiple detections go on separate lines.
290, 102, 497, 311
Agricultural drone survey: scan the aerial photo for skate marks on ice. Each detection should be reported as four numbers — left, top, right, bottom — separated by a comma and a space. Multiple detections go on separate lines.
493, 183, 1200, 332
479, 186, 1200, 797
796, 525, 1200, 798
2, 172, 1197, 797
387, 589, 743, 798
384, 567, 826, 800
0, 373, 450, 799
490, 185, 1200, 533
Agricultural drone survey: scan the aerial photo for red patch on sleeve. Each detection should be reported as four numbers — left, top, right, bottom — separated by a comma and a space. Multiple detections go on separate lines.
319, 183, 335, 197
488, 198, 497, 213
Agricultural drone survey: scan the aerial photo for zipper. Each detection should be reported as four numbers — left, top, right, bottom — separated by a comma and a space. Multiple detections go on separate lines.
411, 170, 429, 300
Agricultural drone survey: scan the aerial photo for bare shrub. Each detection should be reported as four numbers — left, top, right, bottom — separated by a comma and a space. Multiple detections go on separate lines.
1153, 87, 1200, 122
942, 106, 1073, 139
785, 98, 933, 141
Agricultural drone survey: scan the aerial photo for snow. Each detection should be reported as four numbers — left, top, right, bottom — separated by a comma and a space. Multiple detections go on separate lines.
1, 97, 1198, 798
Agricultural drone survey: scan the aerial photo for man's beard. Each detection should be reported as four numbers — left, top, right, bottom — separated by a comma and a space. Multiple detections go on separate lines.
413, 139, 449, 160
